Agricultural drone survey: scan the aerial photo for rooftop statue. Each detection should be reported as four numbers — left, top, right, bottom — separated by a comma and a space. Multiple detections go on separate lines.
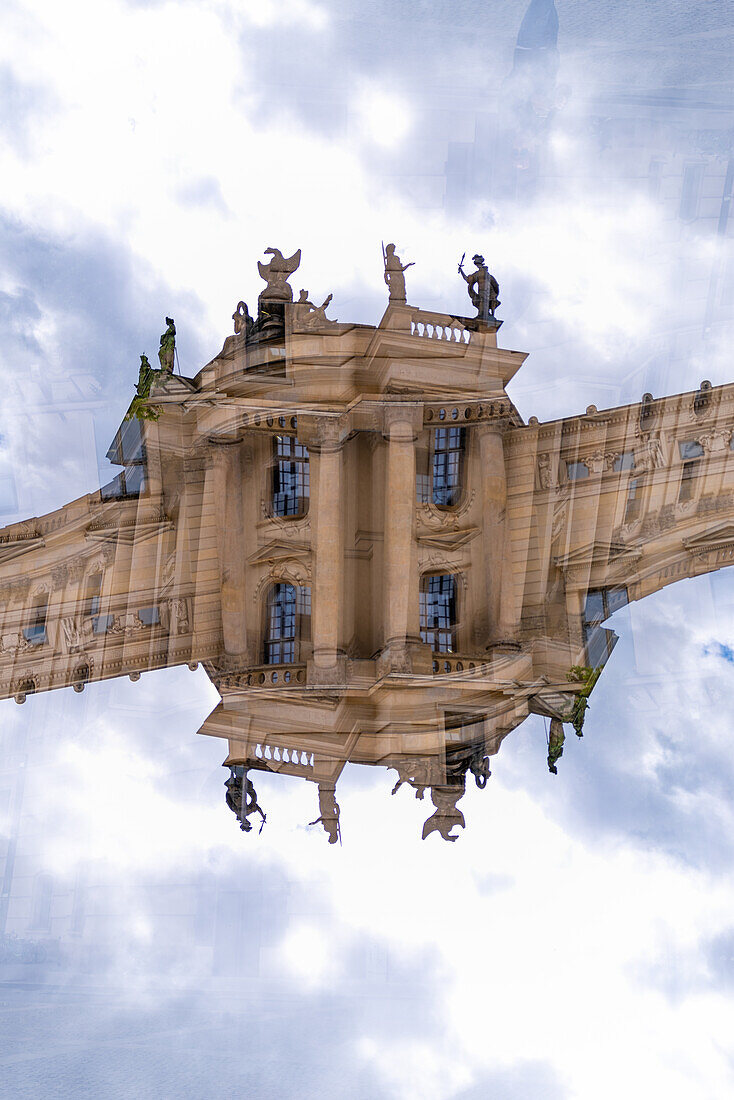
383, 242, 414, 303
158, 316, 176, 373
257, 247, 302, 305
225, 766, 266, 832
308, 782, 341, 844
459, 254, 500, 320
293, 289, 337, 330
5, 247, 734, 848
547, 718, 565, 775
232, 301, 254, 338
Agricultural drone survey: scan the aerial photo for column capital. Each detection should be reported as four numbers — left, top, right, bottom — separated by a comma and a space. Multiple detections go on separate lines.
381, 403, 423, 441
296, 414, 348, 453
474, 416, 511, 439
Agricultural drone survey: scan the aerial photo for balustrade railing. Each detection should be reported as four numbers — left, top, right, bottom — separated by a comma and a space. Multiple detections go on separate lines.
431, 654, 486, 675
411, 312, 470, 344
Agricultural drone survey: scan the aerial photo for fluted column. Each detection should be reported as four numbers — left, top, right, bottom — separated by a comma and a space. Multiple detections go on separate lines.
478, 422, 516, 648
210, 440, 249, 662
311, 426, 344, 672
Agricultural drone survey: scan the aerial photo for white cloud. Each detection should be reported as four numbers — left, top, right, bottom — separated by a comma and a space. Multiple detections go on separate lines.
352, 83, 414, 149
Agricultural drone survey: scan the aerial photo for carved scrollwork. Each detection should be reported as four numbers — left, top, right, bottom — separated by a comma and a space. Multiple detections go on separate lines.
416, 489, 475, 530
252, 559, 313, 603
698, 428, 731, 455
260, 498, 311, 534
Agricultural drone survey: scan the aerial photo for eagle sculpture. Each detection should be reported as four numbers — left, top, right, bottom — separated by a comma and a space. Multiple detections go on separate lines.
257, 247, 302, 303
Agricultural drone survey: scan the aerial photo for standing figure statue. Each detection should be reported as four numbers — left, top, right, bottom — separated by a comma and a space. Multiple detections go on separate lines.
458, 254, 500, 320
547, 717, 565, 775
225, 766, 266, 832
158, 317, 176, 372
308, 781, 341, 844
383, 242, 414, 303
136, 354, 153, 395
257, 247, 302, 306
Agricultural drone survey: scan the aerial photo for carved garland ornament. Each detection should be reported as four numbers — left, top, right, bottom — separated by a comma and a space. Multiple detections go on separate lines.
252, 560, 313, 603
416, 489, 476, 531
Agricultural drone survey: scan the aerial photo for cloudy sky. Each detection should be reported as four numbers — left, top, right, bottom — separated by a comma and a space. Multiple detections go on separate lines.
1, 1, 734, 1097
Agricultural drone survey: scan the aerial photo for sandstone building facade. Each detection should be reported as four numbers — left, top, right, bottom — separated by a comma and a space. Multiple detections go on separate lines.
1, 256, 734, 839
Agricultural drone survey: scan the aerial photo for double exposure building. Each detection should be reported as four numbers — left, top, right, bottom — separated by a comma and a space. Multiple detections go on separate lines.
2, 251, 734, 855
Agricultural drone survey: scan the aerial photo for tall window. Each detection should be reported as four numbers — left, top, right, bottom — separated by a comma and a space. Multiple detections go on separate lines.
432, 427, 465, 507
23, 595, 48, 646
272, 436, 309, 517
420, 574, 458, 653
263, 583, 314, 664
583, 588, 628, 668
678, 440, 704, 502
84, 573, 102, 617
624, 477, 641, 522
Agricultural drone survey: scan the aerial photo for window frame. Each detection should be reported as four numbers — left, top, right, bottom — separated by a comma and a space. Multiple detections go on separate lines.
270, 434, 310, 519
263, 582, 311, 665
419, 572, 459, 654
430, 426, 466, 510
678, 440, 704, 502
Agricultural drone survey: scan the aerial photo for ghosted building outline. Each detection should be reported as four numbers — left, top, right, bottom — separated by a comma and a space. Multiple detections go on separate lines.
1, 248, 734, 870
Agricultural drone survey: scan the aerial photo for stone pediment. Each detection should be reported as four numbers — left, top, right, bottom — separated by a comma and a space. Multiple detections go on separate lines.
683, 523, 734, 554
416, 528, 479, 552
85, 512, 173, 546
248, 540, 311, 566
553, 541, 642, 570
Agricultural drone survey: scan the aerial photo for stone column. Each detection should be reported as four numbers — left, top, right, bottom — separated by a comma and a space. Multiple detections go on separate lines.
478, 422, 516, 648
311, 423, 344, 676
210, 440, 249, 663
381, 405, 423, 671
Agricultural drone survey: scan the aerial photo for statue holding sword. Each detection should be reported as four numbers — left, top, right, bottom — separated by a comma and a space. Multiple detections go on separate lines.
458, 252, 500, 321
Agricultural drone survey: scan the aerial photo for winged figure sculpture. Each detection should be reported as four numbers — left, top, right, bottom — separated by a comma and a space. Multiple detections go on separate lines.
257, 247, 302, 304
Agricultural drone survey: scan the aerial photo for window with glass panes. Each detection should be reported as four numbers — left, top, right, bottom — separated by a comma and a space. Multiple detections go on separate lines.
678, 440, 704, 501
624, 477, 641, 522
272, 436, 309, 517
583, 588, 628, 668
264, 583, 297, 664
101, 417, 147, 500
420, 574, 458, 653
23, 595, 48, 646
432, 427, 465, 507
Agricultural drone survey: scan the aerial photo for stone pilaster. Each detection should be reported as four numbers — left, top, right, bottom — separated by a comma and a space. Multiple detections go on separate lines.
210, 439, 250, 663
478, 421, 517, 649
309, 419, 345, 678
380, 404, 425, 672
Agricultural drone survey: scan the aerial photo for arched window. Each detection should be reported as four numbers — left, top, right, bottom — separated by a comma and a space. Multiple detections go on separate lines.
272, 435, 309, 517
431, 426, 465, 507
420, 574, 458, 653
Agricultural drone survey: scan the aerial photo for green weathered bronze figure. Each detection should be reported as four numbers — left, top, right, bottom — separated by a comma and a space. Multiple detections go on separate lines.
158, 316, 176, 373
